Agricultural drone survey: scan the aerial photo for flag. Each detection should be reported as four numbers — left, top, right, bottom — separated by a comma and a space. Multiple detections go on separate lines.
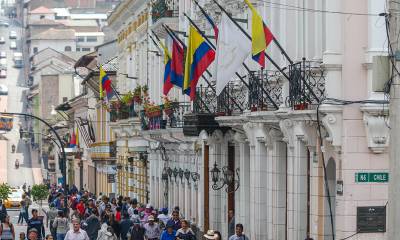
99, 66, 115, 100
244, 0, 274, 68
69, 131, 76, 148
170, 37, 184, 89
184, 25, 215, 100
159, 37, 173, 95
216, 13, 251, 95
75, 127, 79, 148
195, 1, 219, 40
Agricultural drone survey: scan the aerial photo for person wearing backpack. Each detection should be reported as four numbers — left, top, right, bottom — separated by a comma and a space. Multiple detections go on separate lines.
52, 211, 68, 240
0, 215, 15, 239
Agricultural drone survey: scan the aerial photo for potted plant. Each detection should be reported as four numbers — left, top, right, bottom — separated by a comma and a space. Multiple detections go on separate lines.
133, 85, 142, 104
162, 96, 174, 116
121, 91, 134, 106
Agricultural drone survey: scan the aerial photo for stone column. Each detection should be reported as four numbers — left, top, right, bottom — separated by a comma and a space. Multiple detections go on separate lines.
272, 140, 287, 239
244, 123, 269, 239
185, 182, 191, 220
280, 120, 310, 239
234, 133, 250, 232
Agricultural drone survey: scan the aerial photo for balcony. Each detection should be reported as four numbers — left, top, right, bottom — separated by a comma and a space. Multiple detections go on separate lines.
89, 141, 117, 161
150, 0, 178, 38
110, 103, 137, 122
288, 59, 325, 110
141, 102, 191, 130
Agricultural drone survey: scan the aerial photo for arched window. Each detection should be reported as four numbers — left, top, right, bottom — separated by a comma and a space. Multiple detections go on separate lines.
64, 46, 71, 52
33, 47, 38, 54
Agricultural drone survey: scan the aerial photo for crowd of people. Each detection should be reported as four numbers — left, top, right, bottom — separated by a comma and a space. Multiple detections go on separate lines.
0, 184, 250, 240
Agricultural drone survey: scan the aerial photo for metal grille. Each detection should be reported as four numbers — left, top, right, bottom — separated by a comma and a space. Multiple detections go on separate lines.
288, 59, 325, 109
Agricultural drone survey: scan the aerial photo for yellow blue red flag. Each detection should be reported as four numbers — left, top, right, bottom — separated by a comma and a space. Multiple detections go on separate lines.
244, 0, 274, 68
99, 66, 115, 100
184, 25, 215, 100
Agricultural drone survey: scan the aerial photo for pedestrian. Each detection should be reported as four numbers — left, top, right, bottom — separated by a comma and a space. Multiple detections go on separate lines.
18, 200, 26, 225
44, 204, 58, 239
27, 209, 45, 240
119, 213, 132, 240
128, 219, 145, 240
52, 211, 68, 240
76, 199, 85, 218
157, 208, 169, 227
27, 228, 39, 240
19, 232, 26, 240
81, 209, 100, 240
129, 209, 139, 223
166, 210, 181, 231
0, 215, 15, 239
115, 207, 122, 222
96, 223, 117, 240
228, 224, 248, 240
110, 198, 117, 213
143, 215, 161, 240
160, 223, 176, 240
175, 220, 195, 240
45, 234, 53, 240
64, 218, 89, 240
0, 199, 8, 222
227, 210, 235, 239
203, 230, 221, 240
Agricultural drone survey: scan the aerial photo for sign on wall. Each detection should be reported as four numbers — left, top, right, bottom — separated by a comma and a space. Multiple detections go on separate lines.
0, 116, 13, 131
355, 172, 389, 183
357, 206, 386, 233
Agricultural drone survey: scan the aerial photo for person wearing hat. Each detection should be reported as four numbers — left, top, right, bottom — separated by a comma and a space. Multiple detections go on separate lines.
203, 230, 222, 240
144, 215, 160, 240
157, 208, 170, 226
128, 219, 145, 240
27, 228, 38, 240
160, 222, 176, 240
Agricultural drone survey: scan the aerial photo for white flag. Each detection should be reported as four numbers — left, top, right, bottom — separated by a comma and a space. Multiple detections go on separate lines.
215, 13, 251, 95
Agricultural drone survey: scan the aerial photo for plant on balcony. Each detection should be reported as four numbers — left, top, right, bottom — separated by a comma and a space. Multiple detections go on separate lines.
162, 96, 175, 116
144, 102, 162, 118
133, 85, 142, 104
121, 91, 134, 106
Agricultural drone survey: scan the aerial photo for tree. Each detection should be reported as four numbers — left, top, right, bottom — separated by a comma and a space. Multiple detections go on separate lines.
30, 184, 48, 209
0, 183, 11, 201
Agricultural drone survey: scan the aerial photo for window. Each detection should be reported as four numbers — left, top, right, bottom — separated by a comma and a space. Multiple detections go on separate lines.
86, 36, 97, 42
77, 36, 85, 42
33, 47, 38, 54
64, 46, 71, 51
40, 15, 45, 19
63, 97, 68, 102
76, 47, 80, 51
82, 48, 91, 51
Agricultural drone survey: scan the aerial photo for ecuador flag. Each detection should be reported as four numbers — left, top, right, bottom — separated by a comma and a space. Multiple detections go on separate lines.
244, 0, 274, 68
184, 25, 215, 100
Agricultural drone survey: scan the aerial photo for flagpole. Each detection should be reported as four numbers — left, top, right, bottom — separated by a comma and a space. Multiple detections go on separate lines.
162, 24, 244, 112
210, 0, 320, 103
184, 12, 279, 109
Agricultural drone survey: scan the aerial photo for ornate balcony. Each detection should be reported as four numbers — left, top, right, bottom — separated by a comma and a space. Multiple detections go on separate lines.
150, 0, 179, 38
110, 103, 137, 122
288, 59, 325, 110
141, 102, 191, 130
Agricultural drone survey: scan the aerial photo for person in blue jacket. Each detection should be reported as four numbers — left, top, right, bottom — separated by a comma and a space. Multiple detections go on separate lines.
160, 223, 176, 240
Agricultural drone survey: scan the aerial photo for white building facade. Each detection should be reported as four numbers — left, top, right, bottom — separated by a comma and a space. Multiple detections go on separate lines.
106, 0, 390, 239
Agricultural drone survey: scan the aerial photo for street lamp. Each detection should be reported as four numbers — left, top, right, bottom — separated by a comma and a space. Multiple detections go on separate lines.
210, 161, 240, 192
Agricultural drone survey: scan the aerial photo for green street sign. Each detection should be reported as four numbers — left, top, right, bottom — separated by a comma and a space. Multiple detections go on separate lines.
355, 172, 389, 183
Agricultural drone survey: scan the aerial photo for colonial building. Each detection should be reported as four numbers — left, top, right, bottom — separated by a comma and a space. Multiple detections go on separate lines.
100, 0, 389, 239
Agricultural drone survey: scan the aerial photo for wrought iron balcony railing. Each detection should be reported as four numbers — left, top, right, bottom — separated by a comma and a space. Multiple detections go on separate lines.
110, 103, 137, 122
141, 102, 191, 130
193, 70, 283, 115
151, 0, 178, 24
288, 59, 325, 110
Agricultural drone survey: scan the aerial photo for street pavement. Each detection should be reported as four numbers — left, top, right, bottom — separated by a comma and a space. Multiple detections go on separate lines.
1, 15, 37, 188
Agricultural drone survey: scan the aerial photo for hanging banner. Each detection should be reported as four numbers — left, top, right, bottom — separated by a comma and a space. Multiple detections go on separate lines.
0, 116, 13, 131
